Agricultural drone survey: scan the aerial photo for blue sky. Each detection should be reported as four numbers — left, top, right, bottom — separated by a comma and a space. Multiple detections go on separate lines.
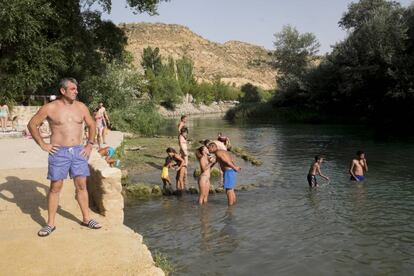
101, 0, 413, 53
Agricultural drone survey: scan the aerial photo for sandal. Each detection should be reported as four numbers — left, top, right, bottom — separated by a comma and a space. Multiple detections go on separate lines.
38, 225, 56, 237
81, 219, 102, 229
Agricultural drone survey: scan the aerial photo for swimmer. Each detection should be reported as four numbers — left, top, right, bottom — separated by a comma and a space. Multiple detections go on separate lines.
350, 150, 368, 182
196, 146, 216, 205
307, 155, 329, 188
161, 156, 175, 189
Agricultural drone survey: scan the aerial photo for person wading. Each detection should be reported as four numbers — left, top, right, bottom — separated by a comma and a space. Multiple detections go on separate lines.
28, 77, 102, 237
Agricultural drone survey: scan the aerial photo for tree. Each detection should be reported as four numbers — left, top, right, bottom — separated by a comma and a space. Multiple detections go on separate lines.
176, 56, 196, 95
141, 46, 163, 76
272, 25, 320, 78
0, 0, 168, 102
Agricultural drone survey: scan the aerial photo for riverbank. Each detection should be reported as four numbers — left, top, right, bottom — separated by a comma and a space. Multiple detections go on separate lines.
0, 132, 163, 276
158, 102, 236, 118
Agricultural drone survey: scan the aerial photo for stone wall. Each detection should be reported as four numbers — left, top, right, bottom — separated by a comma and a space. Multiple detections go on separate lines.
87, 150, 124, 224
158, 102, 237, 118
10, 106, 41, 130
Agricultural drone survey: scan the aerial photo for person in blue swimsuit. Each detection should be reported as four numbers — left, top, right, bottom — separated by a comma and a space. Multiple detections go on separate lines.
350, 150, 368, 182
207, 143, 241, 206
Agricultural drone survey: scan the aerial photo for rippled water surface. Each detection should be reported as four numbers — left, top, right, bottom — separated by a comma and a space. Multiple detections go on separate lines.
125, 118, 414, 275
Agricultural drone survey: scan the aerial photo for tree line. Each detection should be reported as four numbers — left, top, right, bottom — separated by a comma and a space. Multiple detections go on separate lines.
229, 0, 414, 127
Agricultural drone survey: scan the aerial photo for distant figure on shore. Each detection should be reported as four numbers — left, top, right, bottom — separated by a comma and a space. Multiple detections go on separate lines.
98, 146, 119, 167
161, 155, 175, 189
27, 77, 101, 237
196, 146, 215, 204
178, 115, 188, 134
178, 127, 189, 190
0, 102, 10, 132
94, 107, 105, 148
166, 147, 185, 191
307, 156, 330, 188
350, 150, 368, 182
208, 143, 241, 206
97, 102, 110, 144
217, 132, 231, 150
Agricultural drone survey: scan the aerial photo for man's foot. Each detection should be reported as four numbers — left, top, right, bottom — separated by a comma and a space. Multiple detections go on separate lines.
81, 219, 102, 229
38, 225, 56, 237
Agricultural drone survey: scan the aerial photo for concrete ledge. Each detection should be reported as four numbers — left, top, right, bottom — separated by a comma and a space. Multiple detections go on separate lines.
87, 150, 124, 224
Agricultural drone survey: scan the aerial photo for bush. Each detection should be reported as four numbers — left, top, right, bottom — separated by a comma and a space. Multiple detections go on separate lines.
110, 102, 164, 136
240, 83, 272, 103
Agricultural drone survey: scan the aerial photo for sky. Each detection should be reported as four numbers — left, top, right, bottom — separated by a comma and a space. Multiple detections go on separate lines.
101, 0, 413, 53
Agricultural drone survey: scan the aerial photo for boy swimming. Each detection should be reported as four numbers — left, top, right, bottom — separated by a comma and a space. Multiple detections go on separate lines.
350, 150, 368, 182
307, 156, 330, 187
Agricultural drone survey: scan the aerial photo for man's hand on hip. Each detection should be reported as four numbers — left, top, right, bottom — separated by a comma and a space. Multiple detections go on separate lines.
81, 144, 93, 158
41, 144, 60, 154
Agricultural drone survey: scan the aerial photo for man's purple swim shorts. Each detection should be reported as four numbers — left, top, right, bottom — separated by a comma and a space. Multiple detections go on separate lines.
47, 145, 90, 181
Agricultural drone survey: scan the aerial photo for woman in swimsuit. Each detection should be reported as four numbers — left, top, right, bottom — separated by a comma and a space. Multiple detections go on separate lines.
0, 102, 10, 132
94, 107, 105, 148
196, 146, 215, 205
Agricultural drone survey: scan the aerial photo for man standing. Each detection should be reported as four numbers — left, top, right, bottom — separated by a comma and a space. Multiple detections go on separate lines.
349, 150, 368, 182
28, 77, 101, 237
208, 143, 241, 206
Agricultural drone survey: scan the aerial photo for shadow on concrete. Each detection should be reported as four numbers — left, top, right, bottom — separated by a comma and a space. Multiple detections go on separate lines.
0, 176, 81, 226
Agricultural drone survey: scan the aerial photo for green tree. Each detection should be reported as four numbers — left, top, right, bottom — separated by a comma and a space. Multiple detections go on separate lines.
272, 25, 320, 78
141, 46, 163, 76
176, 56, 196, 95
0, 0, 167, 102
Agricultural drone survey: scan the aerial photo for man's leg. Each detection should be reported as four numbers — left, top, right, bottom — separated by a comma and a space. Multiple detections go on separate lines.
226, 189, 236, 206
73, 176, 91, 223
47, 180, 64, 227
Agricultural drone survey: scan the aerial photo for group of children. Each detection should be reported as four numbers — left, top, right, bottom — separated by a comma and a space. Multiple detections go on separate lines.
161, 115, 240, 206
307, 150, 368, 187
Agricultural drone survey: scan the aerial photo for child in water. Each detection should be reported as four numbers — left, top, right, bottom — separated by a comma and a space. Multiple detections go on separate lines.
307, 155, 330, 187
161, 156, 175, 189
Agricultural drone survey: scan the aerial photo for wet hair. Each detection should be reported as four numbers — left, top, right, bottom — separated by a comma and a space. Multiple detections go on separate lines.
166, 147, 176, 154
201, 139, 211, 146
164, 156, 173, 166
196, 146, 206, 159
59, 77, 78, 92
180, 115, 187, 121
356, 150, 365, 156
180, 127, 188, 134
208, 142, 217, 149
315, 155, 323, 161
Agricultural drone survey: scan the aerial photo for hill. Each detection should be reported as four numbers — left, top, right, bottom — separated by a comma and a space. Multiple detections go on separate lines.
121, 23, 277, 90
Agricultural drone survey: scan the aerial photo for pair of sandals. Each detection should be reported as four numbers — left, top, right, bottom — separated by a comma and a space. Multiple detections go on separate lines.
38, 219, 102, 237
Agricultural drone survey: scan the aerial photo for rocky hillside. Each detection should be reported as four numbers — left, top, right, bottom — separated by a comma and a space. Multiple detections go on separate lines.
121, 23, 277, 90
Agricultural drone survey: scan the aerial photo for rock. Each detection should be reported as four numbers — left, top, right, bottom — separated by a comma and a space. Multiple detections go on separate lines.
121, 169, 129, 180
125, 183, 152, 197
211, 167, 221, 177
215, 187, 225, 193
188, 186, 198, 194
251, 159, 263, 166
151, 185, 163, 196
193, 168, 201, 177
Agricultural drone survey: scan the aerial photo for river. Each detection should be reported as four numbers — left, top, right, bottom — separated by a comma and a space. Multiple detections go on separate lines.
124, 117, 414, 275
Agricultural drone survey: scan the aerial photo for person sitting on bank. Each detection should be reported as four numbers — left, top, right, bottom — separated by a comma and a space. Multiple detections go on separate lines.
98, 146, 119, 167
307, 155, 330, 188
350, 150, 368, 182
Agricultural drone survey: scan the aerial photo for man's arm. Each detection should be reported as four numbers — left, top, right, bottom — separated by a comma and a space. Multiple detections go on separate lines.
349, 160, 357, 180
27, 105, 57, 154
364, 159, 368, 172
80, 103, 96, 157
218, 151, 241, 172
317, 166, 329, 181
103, 108, 110, 126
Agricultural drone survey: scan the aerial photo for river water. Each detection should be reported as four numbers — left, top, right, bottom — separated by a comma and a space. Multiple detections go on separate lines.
125, 118, 414, 275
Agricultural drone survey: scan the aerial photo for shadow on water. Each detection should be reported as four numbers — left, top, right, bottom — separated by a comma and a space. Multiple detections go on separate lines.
0, 176, 81, 226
